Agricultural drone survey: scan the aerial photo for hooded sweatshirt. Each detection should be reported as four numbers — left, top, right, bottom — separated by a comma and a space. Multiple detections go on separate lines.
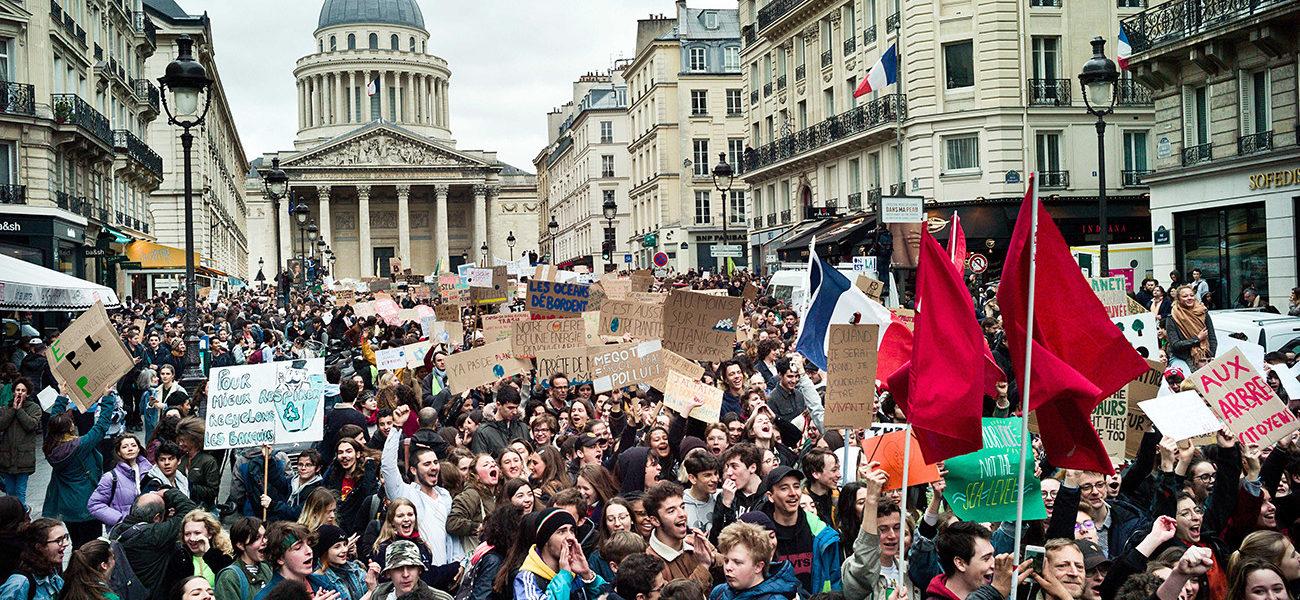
615, 447, 654, 494
514, 546, 607, 600
43, 394, 115, 523
143, 463, 191, 496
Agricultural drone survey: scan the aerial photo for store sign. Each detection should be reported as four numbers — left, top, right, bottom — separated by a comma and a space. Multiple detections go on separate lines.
1248, 167, 1300, 190
0, 221, 20, 233
881, 196, 924, 223
1153, 225, 1170, 245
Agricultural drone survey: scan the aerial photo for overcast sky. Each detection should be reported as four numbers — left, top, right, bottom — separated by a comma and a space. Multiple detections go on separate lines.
193, 0, 738, 171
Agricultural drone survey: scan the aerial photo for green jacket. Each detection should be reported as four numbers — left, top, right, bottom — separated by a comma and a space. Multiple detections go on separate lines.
214, 561, 272, 600
0, 399, 43, 474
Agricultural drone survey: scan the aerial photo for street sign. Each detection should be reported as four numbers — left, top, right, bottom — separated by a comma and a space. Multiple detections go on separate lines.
624, 254, 633, 264
968, 253, 988, 274
653, 252, 669, 268
710, 244, 743, 258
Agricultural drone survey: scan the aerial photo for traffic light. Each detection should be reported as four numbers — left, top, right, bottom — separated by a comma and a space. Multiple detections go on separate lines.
601, 240, 612, 262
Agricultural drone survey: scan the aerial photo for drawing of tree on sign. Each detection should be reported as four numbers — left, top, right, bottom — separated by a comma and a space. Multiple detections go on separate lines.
271, 359, 321, 433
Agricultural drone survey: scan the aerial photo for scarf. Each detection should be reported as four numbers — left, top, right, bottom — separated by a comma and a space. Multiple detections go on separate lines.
1171, 300, 1210, 362
520, 546, 557, 583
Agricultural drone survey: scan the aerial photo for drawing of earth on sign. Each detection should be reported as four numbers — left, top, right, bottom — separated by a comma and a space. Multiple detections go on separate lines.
272, 360, 322, 433
493, 364, 506, 378
609, 318, 621, 333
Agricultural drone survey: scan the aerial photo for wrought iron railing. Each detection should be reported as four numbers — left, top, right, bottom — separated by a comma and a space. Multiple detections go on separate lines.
0, 82, 36, 116
806, 202, 838, 219
754, 215, 764, 228
1121, 170, 1152, 187
133, 78, 160, 114
0, 184, 26, 205
795, 64, 806, 81
114, 129, 163, 177
844, 36, 856, 55
1030, 0, 1062, 6
1116, 79, 1153, 105
51, 94, 113, 148
745, 94, 906, 172
1120, 0, 1290, 55
1118, 0, 1145, 7
743, 25, 757, 47
1238, 130, 1273, 155
763, 82, 773, 97
1182, 142, 1212, 166
781, 209, 792, 224
777, 74, 787, 90
757, 0, 807, 30
1040, 171, 1070, 188
886, 12, 900, 32
848, 192, 863, 211
864, 25, 877, 44
821, 49, 833, 68
766, 214, 777, 227
1028, 79, 1072, 106
867, 187, 882, 209
134, 11, 157, 47
750, 90, 759, 105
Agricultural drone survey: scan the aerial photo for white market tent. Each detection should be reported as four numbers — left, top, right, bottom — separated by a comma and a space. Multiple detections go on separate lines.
0, 253, 121, 311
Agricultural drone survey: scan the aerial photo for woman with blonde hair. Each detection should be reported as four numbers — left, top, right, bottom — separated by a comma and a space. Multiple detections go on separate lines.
1230, 530, 1300, 589
1167, 284, 1217, 372
297, 486, 339, 530
160, 509, 233, 590
371, 498, 446, 586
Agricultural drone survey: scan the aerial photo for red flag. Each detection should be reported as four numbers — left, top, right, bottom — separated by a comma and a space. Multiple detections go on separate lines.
948, 211, 968, 274
998, 175, 1146, 474
885, 228, 986, 463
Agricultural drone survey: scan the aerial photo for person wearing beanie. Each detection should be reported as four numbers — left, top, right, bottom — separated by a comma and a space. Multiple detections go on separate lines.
312, 525, 368, 600
515, 507, 609, 599
368, 540, 446, 600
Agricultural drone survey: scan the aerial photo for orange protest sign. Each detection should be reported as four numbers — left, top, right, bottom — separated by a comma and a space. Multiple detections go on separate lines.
858, 429, 942, 491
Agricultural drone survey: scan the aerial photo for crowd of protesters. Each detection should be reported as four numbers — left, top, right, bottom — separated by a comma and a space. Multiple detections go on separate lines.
0, 262, 1296, 600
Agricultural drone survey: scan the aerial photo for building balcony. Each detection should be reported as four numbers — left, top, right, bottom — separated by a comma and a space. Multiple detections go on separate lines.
52, 94, 114, 149
847, 191, 862, 211
777, 74, 787, 90
1122, 169, 1152, 187
1238, 130, 1273, 155
887, 12, 900, 32
1116, 79, 1153, 106
1028, 79, 1072, 106
0, 184, 26, 205
54, 191, 94, 218
867, 187, 883, 208
806, 202, 838, 220
781, 209, 792, 224
1120, 0, 1292, 57
763, 82, 773, 97
132, 78, 160, 118
94, 44, 103, 61
1040, 171, 1070, 189
1182, 142, 1212, 166
134, 11, 158, 50
864, 25, 877, 45
744, 94, 906, 174
795, 64, 806, 82
844, 36, 856, 55
114, 129, 163, 179
757, 0, 808, 31
1118, 0, 1146, 7
820, 49, 833, 68
766, 213, 776, 227
743, 25, 757, 47
754, 215, 764, 228
751, 90, 759, 105
1030, 0, 1062, 6
0, 82, 37, 117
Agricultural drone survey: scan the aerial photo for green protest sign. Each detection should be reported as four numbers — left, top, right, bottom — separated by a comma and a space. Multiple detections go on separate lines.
942, 418, 1047, 522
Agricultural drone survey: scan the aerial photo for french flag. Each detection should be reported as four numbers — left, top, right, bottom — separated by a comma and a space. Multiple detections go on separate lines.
853, 44, 898, 98
795, 240, 892, 370
1117, 28, 1132, 70
366, 78, 379, 96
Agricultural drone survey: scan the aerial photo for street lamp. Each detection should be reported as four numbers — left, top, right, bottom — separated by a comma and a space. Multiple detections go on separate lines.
712, 152, 735, 269
506, 230, 516, 260
547, 216, 559, 265
292, 199, 309, 261
480, 241, 489, 264
1079, 36, 1119, 277
261, 158, 290, 269
602, 196, 617, 269
158, 34, 212, 391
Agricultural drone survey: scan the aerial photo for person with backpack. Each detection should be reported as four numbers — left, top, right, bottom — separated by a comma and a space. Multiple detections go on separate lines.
313, 524, 370, 600
43, 388, 118, 549
110, 488, 199, 600
89, 434, 153, 528
0, 518, 67, 600
215, 517, 272, 600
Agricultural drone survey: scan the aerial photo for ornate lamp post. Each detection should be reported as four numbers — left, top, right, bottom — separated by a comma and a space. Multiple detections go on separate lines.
506, 231, 517, 260
547, 216, 559, 264
1079, 36, 1120, 276
261, 158, 289, 268
480, 241, 489, 265
602, 196, 617, 271
158, 34, 212, 390
712, 152, 736, 270
292, 200, 309, 260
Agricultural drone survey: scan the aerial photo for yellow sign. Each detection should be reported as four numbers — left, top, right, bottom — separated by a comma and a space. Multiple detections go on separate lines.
1248, 168, 1300, 190
125, 240, 201, 269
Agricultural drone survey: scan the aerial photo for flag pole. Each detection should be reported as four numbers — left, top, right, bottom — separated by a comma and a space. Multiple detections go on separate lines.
1010, 173, 1041, 598
898, 423, 912, 597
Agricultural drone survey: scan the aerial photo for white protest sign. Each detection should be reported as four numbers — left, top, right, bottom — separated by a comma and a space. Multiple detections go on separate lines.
1111, 312, 1159, 360
204, 358, 327, 449
467, 268, 493, 288
1138, 391, 1223, 443
37, 386, 59, 411
375, 347, 407, 370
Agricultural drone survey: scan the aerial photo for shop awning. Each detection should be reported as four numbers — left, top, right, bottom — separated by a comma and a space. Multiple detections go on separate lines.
0, 253, 121, 311
767, 220, 831, 254
815, 214, 876, 248
198, 265, 229, 278
125, 240, 201, 269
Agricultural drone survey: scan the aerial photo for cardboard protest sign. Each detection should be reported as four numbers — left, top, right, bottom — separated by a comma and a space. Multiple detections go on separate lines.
890, 308, 915, 331
470, 285, 508, 306
1138, 391, 1223, 442
467, 268, 493, 287
527, 279, 591, 317
410, 285, 432, 301
585, 283, 608, 313
590, 341, 662, 393
335, 289, 355, 306
1089, 277, 1129, 318
512, 318, 585, 356
743, 282, 758, 300
444, 340, 530, 393
1092, 386, 1129, 460
1111, 312, 1159, 359
204, 358, 326, 449
1126, 296, 1148, 315
649, 348, 705, 392
435, 303, 460, 322
373, 341, 432, 370
855, 276, 884, 302
438, 274, 468, 303
352, 301, 376, 318
421, 319, 464, 347
368, 280, 391, 292
1192, 348, 1300, 447
858, 428, 941, 491
662, 369, 723, 423
629, 292, 668, 304
662, 290, 744, 362
1124, 360, 1164, 459
824, 324, 879, 429
397, 308, 419, 324
602, 279, 632, 300
630, 269, 653, 292
600, 299, 664, 339
696, 289, 731, 297
942, 418, 1048, 522
46, 302, 135, 411
482, 312, 531, 343
536, 347, 594, 384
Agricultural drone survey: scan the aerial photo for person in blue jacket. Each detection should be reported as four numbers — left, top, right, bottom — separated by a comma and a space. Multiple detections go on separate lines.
760, 466, 842, 595
709, 521, 801, 600
513, 508, 608, 600
43, 386, 117, 549
253, 521, 336, 600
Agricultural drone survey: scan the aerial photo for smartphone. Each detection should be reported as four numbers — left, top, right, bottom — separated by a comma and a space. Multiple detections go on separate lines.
1026, 545, 1046, 574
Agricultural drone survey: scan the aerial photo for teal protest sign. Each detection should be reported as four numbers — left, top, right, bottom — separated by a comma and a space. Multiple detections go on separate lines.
942, 418, 1047, 522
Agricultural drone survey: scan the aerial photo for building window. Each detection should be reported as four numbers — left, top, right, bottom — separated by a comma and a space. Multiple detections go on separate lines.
347, 34, 356, 49
823, 88, 835, 119
319, 39, 324, 53
1176, 203, 1267, 309
726, 89, 742, 115
729, 190, 746, 224
1031, 36, 1060, 80
944, 135, 980, 172
728, 138, 745, 169
1240, 69, 1271, 135
329, 35, 337, 51
1183, 84, 1209, 146
844, 2, 856, 37
693, 139, 710, 176
847, 77, 858, 108
691, 90, 708, 115
704, 11, 719, 29
695, 191, 712, 224
602, 155, 615, 177
1123, 131, 1148, 172
1036, 132, 1062, 186
796, 35, 806, 69
389, 34, 398, 50
409, 36, 416, 52
725, 46, 740, 70
797, 100, 808, 129
600, 121, 613, 143
944, 40, 975, 89
368, 33, 378, 49
0, 141, 14, 185
848, 158, 861, 194
690, 47, 707, 71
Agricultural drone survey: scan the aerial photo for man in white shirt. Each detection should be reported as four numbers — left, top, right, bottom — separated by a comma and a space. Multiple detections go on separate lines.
383, 404, 455, 563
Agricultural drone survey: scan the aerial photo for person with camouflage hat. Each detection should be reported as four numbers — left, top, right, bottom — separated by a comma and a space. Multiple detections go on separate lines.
368, 540, 450, 600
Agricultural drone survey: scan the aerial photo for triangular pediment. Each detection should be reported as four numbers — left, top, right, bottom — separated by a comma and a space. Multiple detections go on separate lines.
283, 123, 492, 170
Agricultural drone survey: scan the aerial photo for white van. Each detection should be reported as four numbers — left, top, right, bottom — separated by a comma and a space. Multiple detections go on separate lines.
1210, 309, 1300, 354
768, 266, 860, 312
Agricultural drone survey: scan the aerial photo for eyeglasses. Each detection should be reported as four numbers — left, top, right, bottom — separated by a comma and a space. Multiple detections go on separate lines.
1078, 483, 1106, 493
1193, 473, 1216, 483
45, 534, 70, 546
1074, 520, 1096, 531
532, 427, 551, 434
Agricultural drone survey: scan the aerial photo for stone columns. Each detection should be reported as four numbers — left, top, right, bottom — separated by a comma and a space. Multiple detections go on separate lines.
345, 71, 354, 123
395, 72, 404, 123
277, 197, 291, 269
316, 185, 332, 246
357, 186, 372, 277
472, 184, 487, 259
433, 184, 449, 271
485, 185, 500, 260
297, 80, 304, 129
396, 184, 411, 265
441, 79, 449, 127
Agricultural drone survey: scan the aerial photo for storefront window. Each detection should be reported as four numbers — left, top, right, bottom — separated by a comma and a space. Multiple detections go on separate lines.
1176, 202, 1267, 309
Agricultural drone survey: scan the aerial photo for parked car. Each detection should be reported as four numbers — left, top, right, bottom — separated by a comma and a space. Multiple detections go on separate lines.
1210, 309, 1300, 354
